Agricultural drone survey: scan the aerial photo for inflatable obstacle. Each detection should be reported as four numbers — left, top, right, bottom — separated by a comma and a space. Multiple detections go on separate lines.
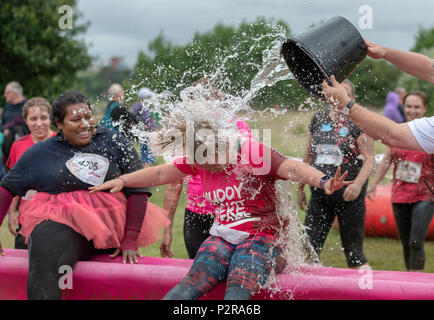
1, 249, 433, 300
365, 184, 434, 240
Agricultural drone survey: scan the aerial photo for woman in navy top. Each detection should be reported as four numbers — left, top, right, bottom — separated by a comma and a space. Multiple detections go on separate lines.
0, 91, 169, 300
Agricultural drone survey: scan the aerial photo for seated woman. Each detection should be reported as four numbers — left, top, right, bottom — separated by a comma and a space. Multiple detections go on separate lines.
90, 107, 352, 300
0, 91, 169, 300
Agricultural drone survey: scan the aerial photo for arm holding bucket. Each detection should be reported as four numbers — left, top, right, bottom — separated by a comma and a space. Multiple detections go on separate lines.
322, 76, 423, 152
364, 40, 434, 85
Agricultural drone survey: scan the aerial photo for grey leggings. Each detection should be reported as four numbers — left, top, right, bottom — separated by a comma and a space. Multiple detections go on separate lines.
392, 201, 434, 270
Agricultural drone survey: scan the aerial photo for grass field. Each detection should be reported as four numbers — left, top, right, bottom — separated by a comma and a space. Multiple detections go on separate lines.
1, 108, 433, 273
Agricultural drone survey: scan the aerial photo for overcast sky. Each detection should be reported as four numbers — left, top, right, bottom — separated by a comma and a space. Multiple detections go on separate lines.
76, 0, 434, 67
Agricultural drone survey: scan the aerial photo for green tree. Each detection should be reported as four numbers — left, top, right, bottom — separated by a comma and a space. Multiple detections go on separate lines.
0, 0, 91, 104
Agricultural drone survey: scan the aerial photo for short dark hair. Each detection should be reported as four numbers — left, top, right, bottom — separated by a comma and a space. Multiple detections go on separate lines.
52, 91, 91, 123
22, 97, 52, 120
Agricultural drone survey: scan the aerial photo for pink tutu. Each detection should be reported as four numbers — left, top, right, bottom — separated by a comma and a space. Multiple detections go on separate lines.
19, 191, 170, 249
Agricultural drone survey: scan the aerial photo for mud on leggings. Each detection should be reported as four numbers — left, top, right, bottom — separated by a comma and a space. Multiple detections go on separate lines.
183, 209, 214, 259
163, 235, 286, 300
304, 186, 368, 267
392, 201, 434, 270
27, 220, 113, 300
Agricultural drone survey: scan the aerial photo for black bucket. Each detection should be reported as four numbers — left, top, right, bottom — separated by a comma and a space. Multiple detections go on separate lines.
281, 16, 367, 98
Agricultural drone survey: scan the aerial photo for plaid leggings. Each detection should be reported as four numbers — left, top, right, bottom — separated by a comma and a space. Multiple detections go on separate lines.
163, 235, 286, 300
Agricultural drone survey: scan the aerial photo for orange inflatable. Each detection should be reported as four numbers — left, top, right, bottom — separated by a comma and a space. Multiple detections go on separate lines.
364, 184, 434, 240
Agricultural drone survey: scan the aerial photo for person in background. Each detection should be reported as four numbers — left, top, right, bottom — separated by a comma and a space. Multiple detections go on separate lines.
321, 40, 433, 155
2, 81, 29, 165
298, 79, 375, 269
6, 97, 56, 249
383, 91, 404, 123
133, 87, 158, 167
367, 91, 433, 272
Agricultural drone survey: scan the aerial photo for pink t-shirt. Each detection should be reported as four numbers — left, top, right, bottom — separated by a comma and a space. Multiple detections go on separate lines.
174, 138, 288, 244
185, 120, 253, 216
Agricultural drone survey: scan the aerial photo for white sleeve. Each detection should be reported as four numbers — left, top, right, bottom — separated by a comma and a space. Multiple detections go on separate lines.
408, 116, 434, 155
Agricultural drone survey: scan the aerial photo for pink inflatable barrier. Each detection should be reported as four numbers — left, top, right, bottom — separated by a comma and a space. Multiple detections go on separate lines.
1, 249, 433, 300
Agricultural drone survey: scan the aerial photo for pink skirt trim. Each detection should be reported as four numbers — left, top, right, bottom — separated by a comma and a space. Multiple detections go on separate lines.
19, 191, 170, 249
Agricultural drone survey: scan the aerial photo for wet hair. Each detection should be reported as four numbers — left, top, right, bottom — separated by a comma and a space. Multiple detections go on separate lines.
403, 91, 427, 107
51, 91, 91, 124
22, 97, 52, 120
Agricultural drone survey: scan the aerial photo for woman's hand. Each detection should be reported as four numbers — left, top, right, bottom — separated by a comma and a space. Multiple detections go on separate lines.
297, 187, 307, 211
366, 184, 377, 201
0, 241, 4, 256
323, 167, 353, 195
364, 39, 387, 60
343, 182, 363, 202
89, 178, 125, 194
110, 248, 142, 264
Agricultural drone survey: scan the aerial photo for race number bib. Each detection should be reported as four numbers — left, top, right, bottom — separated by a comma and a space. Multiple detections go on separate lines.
395, 160, 422, 184
315, 144, 343, 166
66, 153, 110, 186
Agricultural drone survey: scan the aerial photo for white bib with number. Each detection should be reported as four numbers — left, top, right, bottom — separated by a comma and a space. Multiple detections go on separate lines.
66, 153, 110, 186
395, 160, 422, 184
315, 144, 343, 166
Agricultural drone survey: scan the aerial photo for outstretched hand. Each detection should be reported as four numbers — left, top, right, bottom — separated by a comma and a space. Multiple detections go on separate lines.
89, 178, 124, 194
323, 167, 353, 195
